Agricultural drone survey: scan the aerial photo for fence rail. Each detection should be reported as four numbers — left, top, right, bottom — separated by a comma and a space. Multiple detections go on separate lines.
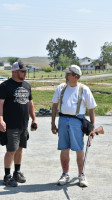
26, 69, 112, 79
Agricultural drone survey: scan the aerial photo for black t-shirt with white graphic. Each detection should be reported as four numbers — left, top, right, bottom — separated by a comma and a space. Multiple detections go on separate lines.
0, 78, 32, 129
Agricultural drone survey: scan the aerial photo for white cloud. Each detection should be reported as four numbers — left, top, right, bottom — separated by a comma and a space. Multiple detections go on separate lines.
77, 9, 92, 13
2, 3, 29, 10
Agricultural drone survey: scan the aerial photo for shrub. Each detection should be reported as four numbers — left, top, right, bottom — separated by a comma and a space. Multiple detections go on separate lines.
44, 67, 52, 72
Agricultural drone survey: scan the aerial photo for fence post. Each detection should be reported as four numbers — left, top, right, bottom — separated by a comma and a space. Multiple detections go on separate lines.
28, 69, 29, 78
33, 68, 35, 78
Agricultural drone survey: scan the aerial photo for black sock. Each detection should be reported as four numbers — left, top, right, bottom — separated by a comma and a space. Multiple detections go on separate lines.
5, 168, 10, 176
15, 164, 21, 172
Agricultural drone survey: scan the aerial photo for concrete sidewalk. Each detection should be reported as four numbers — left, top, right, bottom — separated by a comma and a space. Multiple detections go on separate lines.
0, 116, 112, 200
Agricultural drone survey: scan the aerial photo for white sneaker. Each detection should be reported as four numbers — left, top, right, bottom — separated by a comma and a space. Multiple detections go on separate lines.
57, 173, 70, 186
78, 173, 88, 187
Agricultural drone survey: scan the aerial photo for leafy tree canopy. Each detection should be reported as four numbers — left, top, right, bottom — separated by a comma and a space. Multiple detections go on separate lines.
100, 42, 112, 65
46, 38, 78, 67
57, 54, 70, 70
57, 54, 80, 70
8, 57, 19, 65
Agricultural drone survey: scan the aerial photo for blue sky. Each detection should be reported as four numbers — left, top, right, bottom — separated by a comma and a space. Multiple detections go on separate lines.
0, 0, 112, 59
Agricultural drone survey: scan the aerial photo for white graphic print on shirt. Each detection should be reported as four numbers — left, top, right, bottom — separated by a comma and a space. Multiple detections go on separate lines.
14, 87, 29, 104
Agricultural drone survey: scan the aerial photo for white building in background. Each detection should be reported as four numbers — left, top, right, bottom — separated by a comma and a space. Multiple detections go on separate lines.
4, 62, 11, 70
4, 62, 10, 66
104, 63, 112, 70
79, 57, 112, 70
79, 57, 95, 70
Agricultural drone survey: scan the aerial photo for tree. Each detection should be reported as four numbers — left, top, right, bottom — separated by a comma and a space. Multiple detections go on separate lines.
57, 54, 71, 70
57, 54, 80, 70
71, 59, 80, 66
92, 59, 102, 70
46, 38, 78, 68
8, 57, 19, 65
100, 42, 112, 65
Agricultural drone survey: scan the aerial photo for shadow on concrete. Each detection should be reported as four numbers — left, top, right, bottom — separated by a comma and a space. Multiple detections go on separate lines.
0, 177, 80, 200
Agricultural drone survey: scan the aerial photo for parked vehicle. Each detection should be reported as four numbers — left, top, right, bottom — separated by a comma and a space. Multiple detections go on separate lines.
0, 77, 7, 84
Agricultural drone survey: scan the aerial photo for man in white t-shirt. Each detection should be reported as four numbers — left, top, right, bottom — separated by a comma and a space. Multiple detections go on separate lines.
51, 65, 97, 187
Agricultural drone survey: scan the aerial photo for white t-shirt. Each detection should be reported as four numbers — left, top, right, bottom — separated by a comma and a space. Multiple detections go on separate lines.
52, 83, 97, 115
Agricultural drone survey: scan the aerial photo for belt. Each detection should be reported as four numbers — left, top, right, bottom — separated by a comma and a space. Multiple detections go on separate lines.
59, 112, 83, 122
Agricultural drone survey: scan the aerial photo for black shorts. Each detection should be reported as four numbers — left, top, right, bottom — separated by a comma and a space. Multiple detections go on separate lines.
6, 129, 29, 152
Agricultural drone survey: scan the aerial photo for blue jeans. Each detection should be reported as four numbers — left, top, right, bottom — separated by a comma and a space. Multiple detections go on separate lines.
58, 115, 84, 151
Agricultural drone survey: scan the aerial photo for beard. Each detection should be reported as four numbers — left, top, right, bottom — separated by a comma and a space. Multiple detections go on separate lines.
66, 79, 69, 84
17, 73, 26, 81
19, 77, 25, 81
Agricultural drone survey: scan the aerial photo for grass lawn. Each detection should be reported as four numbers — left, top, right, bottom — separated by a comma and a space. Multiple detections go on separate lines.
0, 69, 112, 80
32, 90, 54, 110
0, 69, 112, 115
31, 81, 112, 116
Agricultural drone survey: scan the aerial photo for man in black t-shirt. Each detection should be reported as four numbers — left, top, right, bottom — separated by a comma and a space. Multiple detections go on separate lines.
0, 61, 38, 187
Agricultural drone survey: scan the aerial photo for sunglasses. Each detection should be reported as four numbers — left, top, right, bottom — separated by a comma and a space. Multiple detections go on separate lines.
19, 70, 26, 73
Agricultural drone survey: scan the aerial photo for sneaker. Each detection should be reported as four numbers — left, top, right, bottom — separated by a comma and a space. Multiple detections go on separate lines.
57, 173, 70, 186
13, 171, 26, 183
78, 173, 88, 187
4, 174, 18, 187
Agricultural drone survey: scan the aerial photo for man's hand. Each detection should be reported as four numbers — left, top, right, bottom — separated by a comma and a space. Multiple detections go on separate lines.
89, 130, 95, 139
31, 120, 38, 131
51, 123, 58, 134
0, 120, 6, 132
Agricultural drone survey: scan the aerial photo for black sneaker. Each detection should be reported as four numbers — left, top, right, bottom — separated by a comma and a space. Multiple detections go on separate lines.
4, 174, 18, 187
13, 171, 26, 183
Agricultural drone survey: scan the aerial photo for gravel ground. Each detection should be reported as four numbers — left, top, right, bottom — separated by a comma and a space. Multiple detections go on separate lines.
0, 116, 112, 200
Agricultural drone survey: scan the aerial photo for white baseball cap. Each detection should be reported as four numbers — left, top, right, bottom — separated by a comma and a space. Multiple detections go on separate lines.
64, 65, 82, 76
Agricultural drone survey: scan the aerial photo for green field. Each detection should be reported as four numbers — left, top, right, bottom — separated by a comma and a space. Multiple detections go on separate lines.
0, 70, 112, 115
31, 80, 112, 116
0, 69, 112, 80
31, 84, 112, 116
32, 90, 54, 110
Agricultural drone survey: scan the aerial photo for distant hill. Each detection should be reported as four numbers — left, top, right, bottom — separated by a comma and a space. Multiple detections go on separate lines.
0, 57, 8, 62
0, 56, 50, 68
20, 57, 50, 67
